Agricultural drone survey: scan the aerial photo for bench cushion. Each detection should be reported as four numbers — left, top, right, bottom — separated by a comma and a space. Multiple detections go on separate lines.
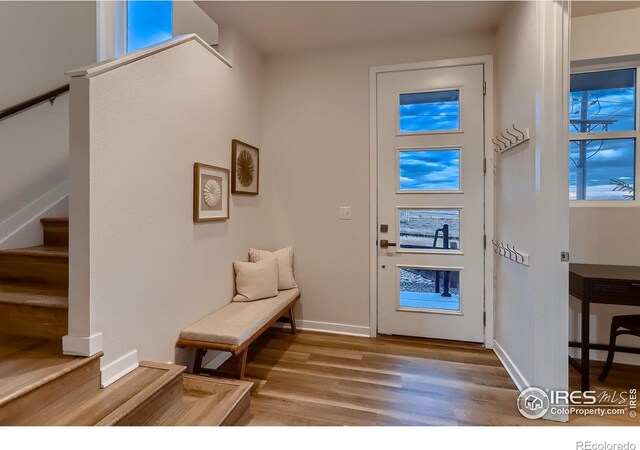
179, 288, 300, 346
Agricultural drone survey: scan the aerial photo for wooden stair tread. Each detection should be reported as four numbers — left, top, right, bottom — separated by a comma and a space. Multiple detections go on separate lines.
0, 246, 68, 258
0, 283, 67, 309
48, 361, 185, 426
0, 335, 101, 408
155, 374, 252, 426
40, 218, 68, 224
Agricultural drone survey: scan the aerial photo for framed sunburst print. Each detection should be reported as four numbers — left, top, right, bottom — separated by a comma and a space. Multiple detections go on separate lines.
194, 162, 230, 222
231, 139, 259, 195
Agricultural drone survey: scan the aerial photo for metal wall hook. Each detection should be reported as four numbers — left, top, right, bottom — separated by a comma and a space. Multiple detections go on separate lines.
506, 127, 519, 141
501, 131, 514, 145
491, 138, 503, 152
493, 239, 530, 267
512, 124, 526, 139
494, 125, 530, 155
505, 243, 516, 261
496, 135, 509, 147
511, 246, 523, 264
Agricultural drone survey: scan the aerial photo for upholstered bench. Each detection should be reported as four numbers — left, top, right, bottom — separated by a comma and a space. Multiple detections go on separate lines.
176, 288, 300, 379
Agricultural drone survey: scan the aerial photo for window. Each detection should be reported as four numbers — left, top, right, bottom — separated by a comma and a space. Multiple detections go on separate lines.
127, 1, 173, 53
398, 149, 461, 191
569, 68, 637, 201
398, 209, 461, 252
399, 267, 461, 312
399, 90, 460, 133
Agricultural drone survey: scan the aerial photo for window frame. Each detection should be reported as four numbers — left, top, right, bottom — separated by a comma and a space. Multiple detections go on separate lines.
569, 62, 640, 207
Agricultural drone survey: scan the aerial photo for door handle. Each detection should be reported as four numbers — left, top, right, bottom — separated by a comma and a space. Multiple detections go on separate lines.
379, 240, 397, 249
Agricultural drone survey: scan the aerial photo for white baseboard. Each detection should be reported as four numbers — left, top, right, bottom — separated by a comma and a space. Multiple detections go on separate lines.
0, 181, 69, 249
273, 319, 370, 337
63, 332, 103, 357
100, 350, 139, 388
493, 339, 529, 392
203, 351, 232, 370
570, 347, 640, 366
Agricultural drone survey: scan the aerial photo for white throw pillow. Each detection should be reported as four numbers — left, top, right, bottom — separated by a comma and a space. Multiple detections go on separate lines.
249, 245, 297, 290
233, 256, 279, 302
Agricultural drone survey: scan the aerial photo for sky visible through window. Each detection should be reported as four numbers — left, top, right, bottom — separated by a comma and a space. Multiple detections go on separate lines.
127, 1, 173, 53
569, 69, 636, 200
569, 139, 635, 200
399, 149, 460, 191
399, 90, 460, 133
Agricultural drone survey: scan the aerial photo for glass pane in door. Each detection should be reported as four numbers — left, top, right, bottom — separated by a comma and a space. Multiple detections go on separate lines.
399, 90, 460, 133
399, 267, 461, 311
398, 149, 461, 191
399, 209, 461, 251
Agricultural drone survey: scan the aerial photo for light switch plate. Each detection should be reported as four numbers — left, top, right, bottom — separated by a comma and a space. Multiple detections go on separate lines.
339, 206, 352, 220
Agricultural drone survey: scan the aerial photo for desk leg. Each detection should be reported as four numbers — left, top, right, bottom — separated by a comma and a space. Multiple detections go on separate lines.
581, 299, 590, 392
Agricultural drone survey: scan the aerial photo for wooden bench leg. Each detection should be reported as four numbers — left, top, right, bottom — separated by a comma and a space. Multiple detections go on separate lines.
289, 306, 297, 335
237, 349, 248, 380
193, 348, 205, 374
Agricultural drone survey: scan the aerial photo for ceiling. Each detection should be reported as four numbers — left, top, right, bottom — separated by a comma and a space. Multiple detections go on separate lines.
197, 1, 508, 56
571, 1, 640, 17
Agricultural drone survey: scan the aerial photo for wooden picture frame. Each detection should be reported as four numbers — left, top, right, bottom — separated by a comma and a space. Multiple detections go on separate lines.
193, 162, 230, 222
231, 139, 259, 195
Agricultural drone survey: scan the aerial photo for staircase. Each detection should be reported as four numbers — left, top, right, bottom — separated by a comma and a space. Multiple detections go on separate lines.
0, 218, 252, 426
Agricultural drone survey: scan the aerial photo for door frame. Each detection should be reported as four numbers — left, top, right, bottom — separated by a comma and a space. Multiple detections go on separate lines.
369, 55, 495, 347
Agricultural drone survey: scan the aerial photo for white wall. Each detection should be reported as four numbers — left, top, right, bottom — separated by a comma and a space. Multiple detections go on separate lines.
494, 1, 538, 385
261, 33, 496, 334
173, 1, 218, 46
570, 8, 640, 365
0, 1, 96, 237
494, 2, 569, 409
68, 32, 271, 378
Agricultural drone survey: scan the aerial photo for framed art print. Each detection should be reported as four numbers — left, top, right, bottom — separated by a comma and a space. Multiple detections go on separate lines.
231, 139, 259, 195
193, 162, 230, 222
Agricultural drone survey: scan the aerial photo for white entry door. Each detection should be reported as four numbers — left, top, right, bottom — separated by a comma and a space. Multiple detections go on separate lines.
376, 64, 486, 342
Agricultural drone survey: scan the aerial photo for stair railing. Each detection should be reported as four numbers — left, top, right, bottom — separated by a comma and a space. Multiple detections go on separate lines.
0, 85, 70, 122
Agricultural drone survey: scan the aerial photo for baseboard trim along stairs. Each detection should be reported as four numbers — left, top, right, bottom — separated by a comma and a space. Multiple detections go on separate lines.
0, 217, 252, 426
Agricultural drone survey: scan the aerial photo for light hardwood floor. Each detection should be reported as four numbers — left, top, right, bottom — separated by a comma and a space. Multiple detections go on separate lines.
237, 329, 639, 426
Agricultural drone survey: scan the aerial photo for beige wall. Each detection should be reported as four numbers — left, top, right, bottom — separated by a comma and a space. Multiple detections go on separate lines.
0, 1, 96, 230
262, 32, 496, 333
571, 8, 640, 62
70, 31, 271, 374
570, 9, 640, 365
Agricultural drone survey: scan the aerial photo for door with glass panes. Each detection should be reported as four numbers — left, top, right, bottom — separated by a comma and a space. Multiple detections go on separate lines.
376, 64, 486, 342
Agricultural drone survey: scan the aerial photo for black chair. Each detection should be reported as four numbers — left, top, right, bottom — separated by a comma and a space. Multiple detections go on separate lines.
598, 314, 640, 382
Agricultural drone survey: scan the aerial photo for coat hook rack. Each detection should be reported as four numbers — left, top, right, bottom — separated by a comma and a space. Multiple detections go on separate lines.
491, 239, 530, 267
492, 125, 530, 154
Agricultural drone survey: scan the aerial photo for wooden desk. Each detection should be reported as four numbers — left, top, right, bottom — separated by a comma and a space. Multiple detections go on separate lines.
569, 263, 640, 391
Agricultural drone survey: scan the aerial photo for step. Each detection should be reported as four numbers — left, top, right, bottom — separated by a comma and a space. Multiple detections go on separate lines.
11, 360, 185, 426
0, 335, 102, 425
41, 218, 68, 248
0, 246, 68, 287
151, 373, 252, 426
0, 283, 68, 339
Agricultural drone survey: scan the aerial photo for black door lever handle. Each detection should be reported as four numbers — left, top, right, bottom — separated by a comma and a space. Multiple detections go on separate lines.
379, 240, 397, 248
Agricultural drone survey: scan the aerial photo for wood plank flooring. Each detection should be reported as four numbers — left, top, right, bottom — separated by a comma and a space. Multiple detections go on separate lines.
0, 335, 82, 406
238, 329, 639, 426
